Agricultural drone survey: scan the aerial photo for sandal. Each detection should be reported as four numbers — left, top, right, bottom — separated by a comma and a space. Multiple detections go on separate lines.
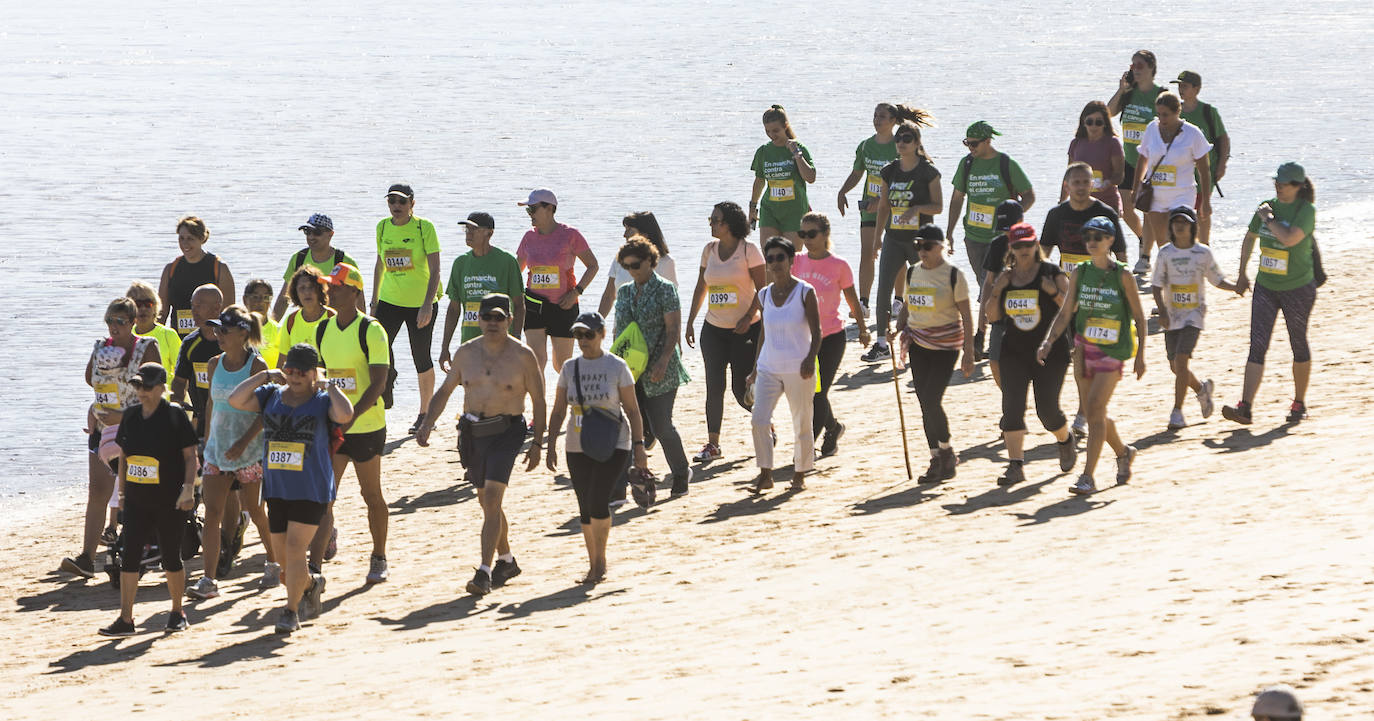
747, 474, 774, 494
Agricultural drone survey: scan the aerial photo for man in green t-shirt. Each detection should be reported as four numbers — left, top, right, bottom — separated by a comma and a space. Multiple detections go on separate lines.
1172, 70, 1231, 246
439, 211, 525, 371
273, 213, 362, 320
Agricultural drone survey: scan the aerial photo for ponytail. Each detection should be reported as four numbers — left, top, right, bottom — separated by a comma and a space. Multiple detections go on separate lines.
1298, 178, 1315, 204
890, 103, 934, 127
762, 104, 795, 139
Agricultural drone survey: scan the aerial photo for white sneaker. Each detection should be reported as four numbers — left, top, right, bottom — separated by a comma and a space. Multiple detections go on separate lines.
1197, 378, 1214, 418
1167, 409, 1186, 431
1133, 257, 1150, 274
861, 302, 871, 319
1071, 413, 1088, 437
260, 562, 282, 590
186, 576, 219, 600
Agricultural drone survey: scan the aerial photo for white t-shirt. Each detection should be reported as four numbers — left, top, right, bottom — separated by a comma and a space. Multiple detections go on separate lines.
1150, 242, 1228, 330
609, 253, 675, 288
1137, 120, 1213, 212
556, 353, 634, 454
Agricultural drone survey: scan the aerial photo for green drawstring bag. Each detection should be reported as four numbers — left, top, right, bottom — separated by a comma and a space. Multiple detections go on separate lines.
611, 321, 649, 380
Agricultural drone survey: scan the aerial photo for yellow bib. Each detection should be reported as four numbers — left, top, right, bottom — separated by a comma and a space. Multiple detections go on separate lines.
890, 207, 920, 231
1150, 165, 1178, 187
267, 441, 306, 472
1091, 169, 1106, 191
967, 202, 995, 230
383, 248, 415, 271
1169, 283, 1199, 310
325, 368, 357, 392
530, 265, 560, 291
174, 309, 196, 334
865, 174, 882, 197
1004, 289, 1040, 331
193, 362, 209, 389
768, 179, 796, 202
95, 382, 120, 411
461, 301, 480, 328
126, 455, 161, 485
1122, 122, 1146, 144
1258, 247, 1289, 275
1060, 253, 1091, 272
906, 285, 937, 314
1084, 317, 1121, 345
708, 285, 739, 309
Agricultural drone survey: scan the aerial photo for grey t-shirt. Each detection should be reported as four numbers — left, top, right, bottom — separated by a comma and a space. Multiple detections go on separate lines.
557, 353, 634, 454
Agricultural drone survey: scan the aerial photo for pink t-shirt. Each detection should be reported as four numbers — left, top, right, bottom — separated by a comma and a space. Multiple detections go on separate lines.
699, 239, 765, 329
1068, 135, 1125, 211
517, 223, 591, 302
792, 253, 854, 337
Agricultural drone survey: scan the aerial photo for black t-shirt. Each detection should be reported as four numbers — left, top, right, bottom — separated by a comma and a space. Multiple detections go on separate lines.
1039, 200, 1127, 260
998, 261, 1070, 362
983, 232, 1011, 277
173, 328, 222, 436
116, 400, 199, 492
879, 158, 942, 241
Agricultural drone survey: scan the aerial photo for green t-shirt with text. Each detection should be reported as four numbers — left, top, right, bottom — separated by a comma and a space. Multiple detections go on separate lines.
752, 142, 813, 210
853, 135, 899, 222
1248, 199, 1315, 292
376, 216, 443, 308
952, 153, 1032, 244
1120, 84, 1165, 166
445, 247, 524, 343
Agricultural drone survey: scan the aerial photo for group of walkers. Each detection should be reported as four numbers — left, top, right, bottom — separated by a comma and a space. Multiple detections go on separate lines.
64, 49, 1321, 641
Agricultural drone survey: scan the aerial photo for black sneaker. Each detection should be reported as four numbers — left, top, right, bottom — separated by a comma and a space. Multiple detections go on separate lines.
997, 461, 1025, 486
860, 342, 891, 362
819, 423, 844, 457
61, 553, 96, 579
409, 413, 426, 435
937, 447, 957, 480
1286, 401, 1308, 423
916, 455, 942, 485
670, 471, 691, 497
165, 611, 189, 632
466, 569, 492, 596
1058, 431, 1078, 473
100, 525, 118, 546
98, 617, 136, 637
973, 330, 986, 361
491, 558, 521, 588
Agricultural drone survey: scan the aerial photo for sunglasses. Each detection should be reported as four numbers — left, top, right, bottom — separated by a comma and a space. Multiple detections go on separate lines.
386, 196, 410, 205
797, 229, 821, 239
282, 366, 312, 376
765, 253, 790, 264
524, 203, 548, 215
133, 299, 156, 308
479, 313, 507, 322
303, 228, 328, 236
1011, 241, 1037, 249
919, 241, 942, 251
105, 316, 132, 326
895, 135, 917, 144
620, 259, 644, 271
1083, 117, 1106, 127
1084, 232, 1112, 243
572, 330, 597, 340
131, 380, 159, 390
963, 138, 985, 148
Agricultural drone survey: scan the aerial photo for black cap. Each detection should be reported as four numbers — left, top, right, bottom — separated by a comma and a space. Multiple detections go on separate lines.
569, 311, 605, 333
994, 199, 1025, 232
132, 362, 168, 387
915, 224, 945, 243
283, 343, 320, 371
1168, 205, 1198, 224
207, 308, 253, 331
458, 212, 495, 230
478, 293, 512, 318
385, 183, 414, 198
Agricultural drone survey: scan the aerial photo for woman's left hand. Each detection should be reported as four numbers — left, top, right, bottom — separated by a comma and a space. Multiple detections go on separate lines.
1133, 354, 1146, 380
858, 328, 871, 347
225, 438, 248, 461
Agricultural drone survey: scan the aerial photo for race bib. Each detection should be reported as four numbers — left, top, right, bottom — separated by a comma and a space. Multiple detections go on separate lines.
1258, 247, 1289, 275
267, 441, 305, 472
1060, 253, 1091, 273
126, 455, 160, 485
890, 207, 920, 231
174, 309, 196, 334
571, 406, 584, 430
1150, 165, 1178, 187
325, 368, 358, 392
768, 179, 796, 202
1169, 283, 1199, 309
906, 286, 936, 314
530, 265, 560, 290
865, 174, 882, 196
708, 285, 739, 309
967, 202, 995, 230
1091, 169, 1107, 191
462, 301, 480, 328
1122, 122, 1146, 144
193, 362, 209, 389
383, 248, 414, 271
1084, 317, 1121, 345
95, 382, 120, 410
1004, 290, 1040, 331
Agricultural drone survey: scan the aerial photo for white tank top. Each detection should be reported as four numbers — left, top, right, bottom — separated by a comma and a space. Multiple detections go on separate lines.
755, 279, 814, 374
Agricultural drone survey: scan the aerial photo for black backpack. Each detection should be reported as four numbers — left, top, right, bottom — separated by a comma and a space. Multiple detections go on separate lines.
960, 152, 1015, 196
291, 247, 346, 277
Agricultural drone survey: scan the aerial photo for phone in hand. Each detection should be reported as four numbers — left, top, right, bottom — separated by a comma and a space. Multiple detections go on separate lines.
1122, 68, 1134, 84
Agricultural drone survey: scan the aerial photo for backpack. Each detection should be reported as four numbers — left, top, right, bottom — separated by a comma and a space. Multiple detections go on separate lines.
315, 314, 375, 364
960, 152, 1015, 196
291, 247, 345, 277
906, 264, 961, 295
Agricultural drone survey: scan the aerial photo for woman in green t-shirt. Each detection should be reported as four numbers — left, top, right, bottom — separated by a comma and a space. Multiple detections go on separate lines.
749, 105, 816, 242
1108, 49, 1165, 270
1223, 163, 1319, 426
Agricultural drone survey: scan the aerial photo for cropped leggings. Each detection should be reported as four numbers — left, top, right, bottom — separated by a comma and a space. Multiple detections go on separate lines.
376, 300, 438, 373
568, 450, 631, 524
906, 343, 958, 449
812, 331, 846, 437
699, 321, 760, 434
875, 234, 921, 333
1247, 282, 1316, 365
120, 485, 187, 573
998, 348, 1070, 433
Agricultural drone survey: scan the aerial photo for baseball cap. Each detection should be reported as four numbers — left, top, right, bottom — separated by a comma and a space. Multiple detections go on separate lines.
385, 183, 414, 198
915, 224, 945, 243
1008, 222, 1037, 244
207, 307, 254, 331
1271, 162, 1306, 184
569, 311, 605, 333
299, 213, 334, 232
324, 263, 365, 292
131, 362, 168, 387
458, 212, 495, 230
1082, 216, 1116, 236
1251, 684, 1302, 719
965, 120, 1001, 140
518, 188, 558, 207
478, 293, 512, 318
1169, 205, 1198, 224
283, 343, 320, 371
995, 199, 1024, 231
1170, 70, 1203, 86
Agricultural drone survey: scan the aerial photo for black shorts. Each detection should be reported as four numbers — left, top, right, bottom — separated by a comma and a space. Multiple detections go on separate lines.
860, 220, 877, 229
460, 415, 527, 488
1119, 161, 1136, 191
1164, 326, 1201, 361
336, 427, 386, 464
523, 290, 578, 338
266, 497, 328, 533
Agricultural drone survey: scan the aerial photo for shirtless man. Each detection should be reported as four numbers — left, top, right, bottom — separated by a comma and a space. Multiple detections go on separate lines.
416, 293, 545, 596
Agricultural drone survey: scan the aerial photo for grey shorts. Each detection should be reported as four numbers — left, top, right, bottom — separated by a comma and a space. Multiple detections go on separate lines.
987, 322, 1007, 362
1164, 326, 1201, 361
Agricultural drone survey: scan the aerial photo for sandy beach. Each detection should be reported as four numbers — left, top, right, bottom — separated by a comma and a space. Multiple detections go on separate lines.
3, 262, 1370, 720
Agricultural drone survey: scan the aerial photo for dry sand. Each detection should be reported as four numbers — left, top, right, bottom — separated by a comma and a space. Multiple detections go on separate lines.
3, 268, 1370, 720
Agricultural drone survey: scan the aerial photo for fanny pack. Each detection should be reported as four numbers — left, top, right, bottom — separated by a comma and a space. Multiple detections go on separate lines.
461, 414, 513, 438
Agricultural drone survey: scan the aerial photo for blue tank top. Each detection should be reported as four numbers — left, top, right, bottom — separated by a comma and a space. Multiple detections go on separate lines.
203, 351, 264, 471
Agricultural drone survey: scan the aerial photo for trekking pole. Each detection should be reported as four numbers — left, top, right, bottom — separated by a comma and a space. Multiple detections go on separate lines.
889, 338, 913, 481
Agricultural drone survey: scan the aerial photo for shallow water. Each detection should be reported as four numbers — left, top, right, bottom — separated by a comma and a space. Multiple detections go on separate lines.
2, 0, 1371, 514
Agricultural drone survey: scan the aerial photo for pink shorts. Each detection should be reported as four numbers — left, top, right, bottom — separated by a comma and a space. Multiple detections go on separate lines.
1075, 335, 1124, 379
203, 461, 263, 484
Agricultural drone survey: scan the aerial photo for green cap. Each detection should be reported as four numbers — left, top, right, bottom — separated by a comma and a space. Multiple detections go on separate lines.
1271, 162, 1306, 184
965, 121, 1001, 140
1170, 70, 1202, 86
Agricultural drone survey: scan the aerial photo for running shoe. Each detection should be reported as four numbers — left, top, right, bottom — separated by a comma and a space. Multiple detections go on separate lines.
260, 561, 281, 590
60, 553, 96, 579
365, 555, 389, 584
891, 296, 903, 318
1287, 401, 1308, 423
98, 617, 136, 637
1222, 401, 1252, 425
1197, 379, 1215, 419
670, 470, 691, 497
492, 558, 522, 588
996, 461, 1025, 486
860, 298, 870, 320
1070, 474, 1096, 495
1116, 445, 1137, 485
185, 576, 219, 600
1057, 431, 1078, 472
1133, 256, 1150, 275
819, 422, 845, 457
301, 573, 326, 621
324, 527, 338, 561
1071, 413, 1088, 438
466, 569, 492, 596
100, 525, 118, 546
1168, 409, 1186, 431
937, 447, 957, 480
409, 413, 426, 435
973, 330, 986, 362
165, 611, 189, 632
693, 442, 722, 463
275, 608, 300, 634
220, 510, 250, 576
860, 342, 891, 362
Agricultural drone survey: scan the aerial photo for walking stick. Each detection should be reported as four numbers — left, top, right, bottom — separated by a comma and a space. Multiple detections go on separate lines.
889, 336, 913, 481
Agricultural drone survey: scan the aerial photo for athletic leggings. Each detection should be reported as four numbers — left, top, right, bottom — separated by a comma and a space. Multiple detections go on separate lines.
375, 300, 437, 373
812, 331, 846, 437
875, 235, 920, 333
998, 348, 1069, 433
906, 343, 958, 449
120, 485, 187, 573
567, 449, 630, 524
1248, 282, 1316, 364
699, 321, 760, 434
